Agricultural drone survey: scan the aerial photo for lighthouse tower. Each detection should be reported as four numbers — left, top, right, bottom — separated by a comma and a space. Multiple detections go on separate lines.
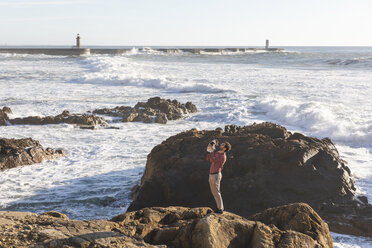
76, 34, 81, 48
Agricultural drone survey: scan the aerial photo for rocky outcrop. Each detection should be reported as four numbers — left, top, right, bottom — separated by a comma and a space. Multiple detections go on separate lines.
322, 205, 372, 237
1, 97, 195, 126
0, 211, 161, 248
0, 138, 66, 171
116, 204, 333, 248
0, 106, 12, 126
10, 110, 107, 127
93, 97, 197, 124
0, 108, 107, 128
0, 203, 333, 248
249, 203, 333, 248
128, 122, 372, 237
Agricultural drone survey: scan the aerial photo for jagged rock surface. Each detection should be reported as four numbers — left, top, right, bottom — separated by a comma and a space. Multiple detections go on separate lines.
0, 138, 66, 171
249, 203, 333, 247
116, 204, 332, 248
128, 122, 372, 237
0, 203, 333, 248
93, 97, 197, 124
0, 108, 107, 127
0, 211, 162, 248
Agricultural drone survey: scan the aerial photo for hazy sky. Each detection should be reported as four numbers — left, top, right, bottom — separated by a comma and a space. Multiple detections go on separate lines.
0, 0, 371, 46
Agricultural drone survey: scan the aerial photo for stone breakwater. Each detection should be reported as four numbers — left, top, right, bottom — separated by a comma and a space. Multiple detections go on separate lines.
0, 47, 284, 56
129, 122, 372, 237
0, 138, 66, 171
93, 97, 197, 124
0, 203, 332, 248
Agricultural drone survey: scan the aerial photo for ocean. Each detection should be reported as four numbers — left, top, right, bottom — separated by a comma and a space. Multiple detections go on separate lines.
0, 46, 371, 247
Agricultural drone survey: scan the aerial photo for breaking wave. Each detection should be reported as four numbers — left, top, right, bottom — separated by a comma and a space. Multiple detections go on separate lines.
325, 57, 372, 67
254, 96, 372, 147
74, 55, 233, 93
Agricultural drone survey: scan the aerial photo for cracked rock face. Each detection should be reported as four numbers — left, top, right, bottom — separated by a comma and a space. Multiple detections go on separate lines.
0, 203, 333, 248
93, 97, 197, 124
0, 211, 161, 248
0, 138, 66, 171
128, 122, 372, 237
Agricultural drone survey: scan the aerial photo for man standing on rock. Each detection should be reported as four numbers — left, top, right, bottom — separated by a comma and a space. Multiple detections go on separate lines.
206, 140, 232, 214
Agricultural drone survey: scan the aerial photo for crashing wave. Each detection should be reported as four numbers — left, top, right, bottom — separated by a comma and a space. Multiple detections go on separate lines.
254, 96, 372, 147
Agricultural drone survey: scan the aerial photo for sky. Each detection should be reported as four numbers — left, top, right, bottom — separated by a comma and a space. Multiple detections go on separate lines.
0, 0, 371, 46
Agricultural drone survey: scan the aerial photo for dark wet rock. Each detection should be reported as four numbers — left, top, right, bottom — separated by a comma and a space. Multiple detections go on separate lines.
128, 122, 372, 237
0, 138, 66, 171
0, 203, 333, 247
0, 107, 12, 126
1, 107, 107, 127
320, 204, 372, 237
93, 97, 197, 124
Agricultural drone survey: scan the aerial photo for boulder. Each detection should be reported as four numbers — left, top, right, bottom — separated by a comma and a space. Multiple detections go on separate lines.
93, 97, 197, 124
128, 122, 372, 237
0, 106, 12, 126
0, 204, 332, 248
249, 203, 333, 248
0, 138, 66, 171
322, 205, 372, 237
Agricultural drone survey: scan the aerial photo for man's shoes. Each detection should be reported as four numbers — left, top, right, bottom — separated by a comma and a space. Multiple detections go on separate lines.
215, 209, 224, 214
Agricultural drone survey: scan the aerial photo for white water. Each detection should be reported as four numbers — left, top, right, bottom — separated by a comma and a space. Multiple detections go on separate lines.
1, 47, 372, 246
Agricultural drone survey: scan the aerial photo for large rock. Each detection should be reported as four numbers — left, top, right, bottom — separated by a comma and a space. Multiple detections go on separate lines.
322, 206, 372, 237
0, 203, 334, 247
93, 97, 197, 124
114, 204, 332, 247
1, 107, 107, 128
0, 138, 66, 171
128, 122, 372, 237
249, 203, 333, 248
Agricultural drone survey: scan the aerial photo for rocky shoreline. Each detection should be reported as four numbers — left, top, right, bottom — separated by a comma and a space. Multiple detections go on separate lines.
0, 203, 333, 248
1, 111, 371, 246
0, 138, 66, 171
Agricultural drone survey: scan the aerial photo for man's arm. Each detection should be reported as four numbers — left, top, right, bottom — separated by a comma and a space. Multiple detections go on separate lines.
206, 144, 214, 161
206, 152, 212, 161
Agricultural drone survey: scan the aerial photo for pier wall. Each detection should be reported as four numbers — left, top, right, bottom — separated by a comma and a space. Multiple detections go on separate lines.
90, 49, 130, 54
0, 48, 90, 56
0, 47, 283, 56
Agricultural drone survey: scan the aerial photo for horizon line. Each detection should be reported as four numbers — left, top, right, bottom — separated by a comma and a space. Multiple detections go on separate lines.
1, 44, 372, 48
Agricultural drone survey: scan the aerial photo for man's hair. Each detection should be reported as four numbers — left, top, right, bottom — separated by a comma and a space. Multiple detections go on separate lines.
224, 142, 232, 152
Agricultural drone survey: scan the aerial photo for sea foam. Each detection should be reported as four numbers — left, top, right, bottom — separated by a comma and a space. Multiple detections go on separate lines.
255, 96, 372, 147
